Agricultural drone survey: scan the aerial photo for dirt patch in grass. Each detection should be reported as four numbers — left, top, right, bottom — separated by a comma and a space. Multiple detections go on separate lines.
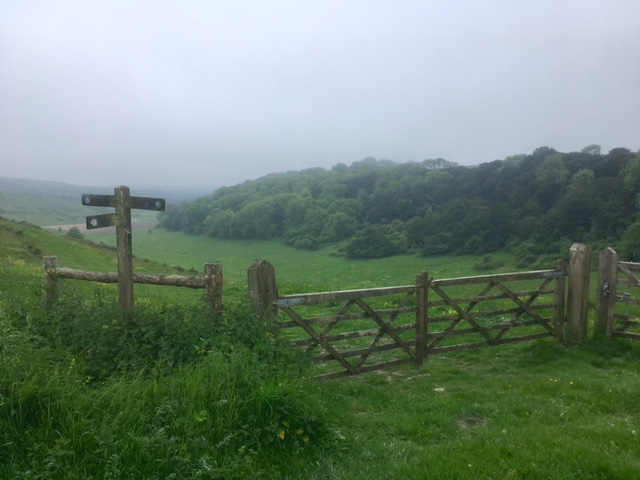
456, 415, 486, 429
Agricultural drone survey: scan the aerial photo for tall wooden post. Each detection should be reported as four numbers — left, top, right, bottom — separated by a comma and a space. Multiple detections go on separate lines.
415, 271, 429, 366
554, 259, 567, 341
204, 262, 223, 318
82, 186, 165, 326
115, 186, 134, 325
43, 255, 59, 309
247, 259, 278, 320
566, 243, 592, 343
595, 247, 619, 338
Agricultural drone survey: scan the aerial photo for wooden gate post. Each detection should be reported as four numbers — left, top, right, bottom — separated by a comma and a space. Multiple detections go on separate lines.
43, 255, 59, 309
204, 262, 223, 318
595, 247, 619, 338
415, 271, 429, 366
247, 259, 278, 320
566, 243, 592, 343
554, 259, 567, 341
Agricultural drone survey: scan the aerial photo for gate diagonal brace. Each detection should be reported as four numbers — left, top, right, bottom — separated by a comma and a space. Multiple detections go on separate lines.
282, 306, 358, 375
619, 264, 640, 288
354, 298, 418, 363
429, 284, 499, 345
320, 299, 356, 337
493, 282, 554, 334
429, 282, 494, 348
358, 291, 417, 367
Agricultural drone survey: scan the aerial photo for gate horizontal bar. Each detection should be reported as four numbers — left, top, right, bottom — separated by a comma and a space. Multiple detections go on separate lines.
275, 297, 306, 306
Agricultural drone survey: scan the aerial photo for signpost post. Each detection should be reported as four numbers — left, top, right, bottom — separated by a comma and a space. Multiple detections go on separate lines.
82, 185, 165, 325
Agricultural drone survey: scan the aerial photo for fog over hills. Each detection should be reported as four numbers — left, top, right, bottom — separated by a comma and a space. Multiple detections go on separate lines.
0, 177, 218, 203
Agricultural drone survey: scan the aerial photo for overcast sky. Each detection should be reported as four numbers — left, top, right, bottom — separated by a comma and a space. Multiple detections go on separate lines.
1, 1, 639, 188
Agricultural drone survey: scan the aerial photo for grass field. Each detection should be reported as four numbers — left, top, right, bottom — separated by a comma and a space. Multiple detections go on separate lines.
2, 217, 640, 478
89, 226, 519, 290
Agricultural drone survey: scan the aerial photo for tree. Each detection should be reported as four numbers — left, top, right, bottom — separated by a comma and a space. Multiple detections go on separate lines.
623, 152, 640, 192
619, 222, 640, 261
421, 158, 458, 170
535, 154, 568, 187
345, 225, 406, 259
580, 144, 601, 155
567, 168, 595, 193
66, 226, 84, 240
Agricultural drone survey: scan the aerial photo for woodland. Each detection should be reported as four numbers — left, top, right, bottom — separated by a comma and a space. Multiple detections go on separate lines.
158, 145, 640, 265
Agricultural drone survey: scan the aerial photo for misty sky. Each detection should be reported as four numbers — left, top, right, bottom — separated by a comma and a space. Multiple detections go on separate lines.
1, 1, 639, 188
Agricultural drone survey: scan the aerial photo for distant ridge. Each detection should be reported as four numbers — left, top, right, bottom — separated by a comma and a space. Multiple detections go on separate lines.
0, 177, 218, 202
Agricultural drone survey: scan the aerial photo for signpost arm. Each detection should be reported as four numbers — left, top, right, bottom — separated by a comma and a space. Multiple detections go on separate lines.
115, 185, 134, 325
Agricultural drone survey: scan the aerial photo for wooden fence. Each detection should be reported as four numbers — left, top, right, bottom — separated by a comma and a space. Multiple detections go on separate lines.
596, 247, 640, 339
248, 254, 573, 381
43, 256, 223, 317
43, 242, 600, 380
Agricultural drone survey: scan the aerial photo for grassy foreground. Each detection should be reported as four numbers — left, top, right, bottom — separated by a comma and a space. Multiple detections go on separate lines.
2, 218, 640, 478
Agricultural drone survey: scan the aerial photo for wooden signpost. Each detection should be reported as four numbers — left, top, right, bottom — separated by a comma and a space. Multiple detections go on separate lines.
82, 185, 165, 324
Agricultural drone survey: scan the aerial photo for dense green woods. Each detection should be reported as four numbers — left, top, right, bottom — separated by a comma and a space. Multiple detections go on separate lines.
159, 146, 640, 263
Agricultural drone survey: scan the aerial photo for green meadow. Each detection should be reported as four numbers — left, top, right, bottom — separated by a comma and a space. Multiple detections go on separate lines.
88, 226, 519, 291
2, 217, 640, 479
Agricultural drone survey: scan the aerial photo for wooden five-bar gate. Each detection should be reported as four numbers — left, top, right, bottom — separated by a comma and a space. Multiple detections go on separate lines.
596, 247, 640, 339
249, 259, 567, 381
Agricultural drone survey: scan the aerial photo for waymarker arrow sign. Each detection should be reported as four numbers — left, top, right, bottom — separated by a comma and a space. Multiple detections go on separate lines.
85, 213, 116, 230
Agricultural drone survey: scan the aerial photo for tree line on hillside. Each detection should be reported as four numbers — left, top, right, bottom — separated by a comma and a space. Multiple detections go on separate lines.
158, 145, 640, 266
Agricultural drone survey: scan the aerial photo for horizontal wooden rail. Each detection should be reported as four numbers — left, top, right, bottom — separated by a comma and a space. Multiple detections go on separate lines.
276, 285, 416, 306
54, 267, 206, 288
431, 269, 564, 287
43, 256, 223, 317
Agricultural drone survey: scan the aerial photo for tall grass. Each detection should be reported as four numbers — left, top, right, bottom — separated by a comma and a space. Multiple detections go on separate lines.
0, 245, 338, 478
1, 301, 337, 478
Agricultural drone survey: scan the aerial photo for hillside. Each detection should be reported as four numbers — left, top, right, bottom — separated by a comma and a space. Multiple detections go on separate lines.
0, 177, 218, 226
158, 146, 640, 264
0, 216, 181, 275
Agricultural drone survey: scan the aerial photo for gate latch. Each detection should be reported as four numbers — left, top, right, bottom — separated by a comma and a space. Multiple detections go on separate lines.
602, 282, 610, 298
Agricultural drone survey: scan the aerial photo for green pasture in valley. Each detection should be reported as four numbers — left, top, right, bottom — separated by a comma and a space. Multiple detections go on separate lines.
88, 226, 519, 292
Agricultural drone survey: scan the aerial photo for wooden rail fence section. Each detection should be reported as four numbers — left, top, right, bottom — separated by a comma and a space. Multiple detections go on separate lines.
249, 254, 571, 381
43, 256, 223, 317
596, 247, 640, 340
